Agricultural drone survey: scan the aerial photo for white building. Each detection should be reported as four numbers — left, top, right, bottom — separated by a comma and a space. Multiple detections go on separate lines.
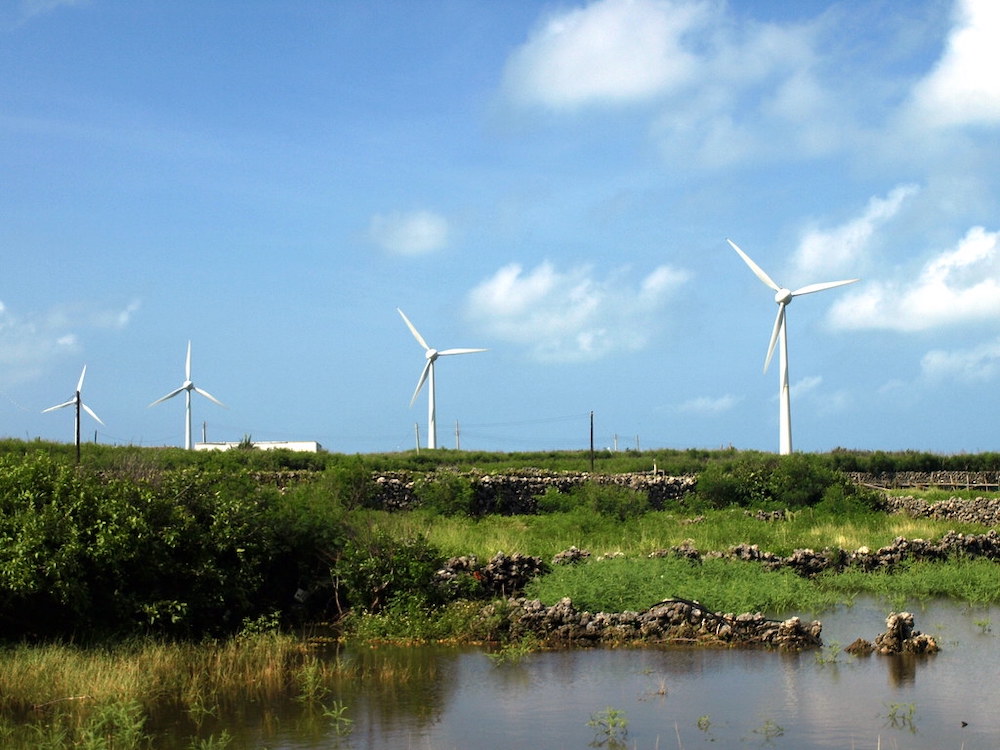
194, 440, 323, 453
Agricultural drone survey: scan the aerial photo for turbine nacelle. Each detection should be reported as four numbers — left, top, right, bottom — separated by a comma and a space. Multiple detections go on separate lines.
425, 348, 438, 362
774, 289, 793, 305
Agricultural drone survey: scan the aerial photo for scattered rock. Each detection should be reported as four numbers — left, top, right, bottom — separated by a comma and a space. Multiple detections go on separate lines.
873, 612, 939, 654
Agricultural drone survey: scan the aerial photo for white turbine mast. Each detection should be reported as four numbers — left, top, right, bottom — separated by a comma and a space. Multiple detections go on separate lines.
43, 364, 104, 461
397, 308, 486, 450
149, 341, 226, 450
727, 239, 858, 455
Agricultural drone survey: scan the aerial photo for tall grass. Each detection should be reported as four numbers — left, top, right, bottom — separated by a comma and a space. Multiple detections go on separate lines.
359, 506, 988, 562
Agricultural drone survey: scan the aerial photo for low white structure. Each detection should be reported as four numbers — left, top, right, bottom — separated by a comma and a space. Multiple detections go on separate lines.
194, 440, 323, 453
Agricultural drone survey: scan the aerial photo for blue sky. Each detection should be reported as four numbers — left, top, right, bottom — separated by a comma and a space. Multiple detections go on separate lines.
2, 0, 999, 454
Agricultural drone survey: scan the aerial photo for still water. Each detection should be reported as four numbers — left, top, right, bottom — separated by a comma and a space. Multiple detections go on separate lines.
178, 598, 998, 749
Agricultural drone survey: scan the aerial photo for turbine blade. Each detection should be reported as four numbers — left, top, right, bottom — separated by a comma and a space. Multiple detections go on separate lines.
185, 341, 192, 381
727, 238, 781, 292
76, 365, 87, 393
193, 386, 226, 408
409, 359, 432, 407
791, 278, 860, 296
149, 387, 185, 406
81, 402, 105, 425
397, 308, 430, 350
42, 399, 75, 413
437, 348, 488, 356
764, 304, 785, 373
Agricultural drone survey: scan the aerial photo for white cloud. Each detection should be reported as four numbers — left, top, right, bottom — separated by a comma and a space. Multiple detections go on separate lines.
677, 394, 740, 414
789, 375, 822, 399
0, 300, 138, 388
792, 184, 919, 277
921, 338, 1000, 382
907, 0, 1000, 128
466, 261, 690, 362
502, 0, 710, 109
369, 210, 450, 256
828, 226, 1000, 331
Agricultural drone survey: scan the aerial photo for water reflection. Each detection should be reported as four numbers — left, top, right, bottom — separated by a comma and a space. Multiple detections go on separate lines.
146, 598, 1000, 749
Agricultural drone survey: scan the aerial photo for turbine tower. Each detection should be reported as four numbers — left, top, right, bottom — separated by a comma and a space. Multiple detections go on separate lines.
149, 341, 226, 450
727, 239, 858, 455
43, 364, 104, 463
397, 308, 486, 450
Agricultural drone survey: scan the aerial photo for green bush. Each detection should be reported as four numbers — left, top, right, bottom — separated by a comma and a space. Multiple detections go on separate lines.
0, 452, 344, 640
333, 532, 443, 613
413, 472, 475, 516
696, 453, 853, 509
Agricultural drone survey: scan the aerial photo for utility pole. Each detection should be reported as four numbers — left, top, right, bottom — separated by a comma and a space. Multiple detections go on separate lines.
455, 420, 461, 450
589, 411, 594, 473
613, 434, 618, 452
414, 423, 421, 452
635, 434, 640, 451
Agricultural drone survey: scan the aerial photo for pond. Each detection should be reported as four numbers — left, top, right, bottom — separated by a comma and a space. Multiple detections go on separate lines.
167, 598, 997, 749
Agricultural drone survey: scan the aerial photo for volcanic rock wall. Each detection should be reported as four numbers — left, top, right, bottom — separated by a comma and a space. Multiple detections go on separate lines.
372, 470, 697, 514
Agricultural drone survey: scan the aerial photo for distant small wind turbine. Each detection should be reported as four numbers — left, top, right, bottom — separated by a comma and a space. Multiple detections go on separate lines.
727, 238, 858, 455
43, 364, 104, 462
397, 308, 486, 450
149, 341, 226, 450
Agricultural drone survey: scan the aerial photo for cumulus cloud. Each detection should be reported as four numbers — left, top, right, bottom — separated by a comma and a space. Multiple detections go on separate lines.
907, 0, 1000, 128
792, 184, 919, 277
369, 210, 450, 256
502, 0, 710, 109
677, 394, 741, 414
921, 338, 1000, 382
465, 261, 689, 362
828, 226, 1000, 331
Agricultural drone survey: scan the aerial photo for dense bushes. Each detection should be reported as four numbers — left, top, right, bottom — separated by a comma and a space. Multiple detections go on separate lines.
0, 453, 345, 640
695, 452, 879, 510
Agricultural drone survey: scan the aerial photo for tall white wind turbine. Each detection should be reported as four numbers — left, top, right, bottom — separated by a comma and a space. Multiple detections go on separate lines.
397, 308, 486, 450
149, 341, 226, 450
43, 364, 104, 462
727, 239, 858, 455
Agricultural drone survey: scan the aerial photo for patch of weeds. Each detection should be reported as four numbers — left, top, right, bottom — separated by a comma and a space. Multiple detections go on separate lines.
323, 700, 354, 736
294, 657, 331, 705
750, 717, 784, 744
814, 641, 841, 665
974, 618, 992, 634
487, 634, 540, 666
189, 731, 233, 749
587, 706, 629, 748
883, 702, 917, 733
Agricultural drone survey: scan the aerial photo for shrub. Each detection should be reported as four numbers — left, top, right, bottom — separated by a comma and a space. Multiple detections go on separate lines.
413, 472, 475, 516
333, 532, 443, 613
696, 453, 856, 509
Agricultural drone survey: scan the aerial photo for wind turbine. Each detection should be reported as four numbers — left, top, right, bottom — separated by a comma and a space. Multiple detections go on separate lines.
149, 341, 226, 450
397, 308, 486, 450
43, 364, 104, 463
727, 238, 858, 455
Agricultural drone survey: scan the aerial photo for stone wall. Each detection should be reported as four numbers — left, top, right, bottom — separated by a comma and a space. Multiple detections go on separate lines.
372, 470, 697, 514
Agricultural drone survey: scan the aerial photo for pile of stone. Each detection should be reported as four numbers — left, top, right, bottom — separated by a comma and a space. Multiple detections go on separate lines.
492, 596, 822, 650
552, 546, 591, 565
435, 552, 548, 598
884, 494, 1000, 527
653, 530, 1000, 578
744, 509, 789, 522
845, 612, 939, 655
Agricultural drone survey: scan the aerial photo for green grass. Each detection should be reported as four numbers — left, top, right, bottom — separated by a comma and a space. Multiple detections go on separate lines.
524, 556, 843, 615
359, 505, 988, 562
